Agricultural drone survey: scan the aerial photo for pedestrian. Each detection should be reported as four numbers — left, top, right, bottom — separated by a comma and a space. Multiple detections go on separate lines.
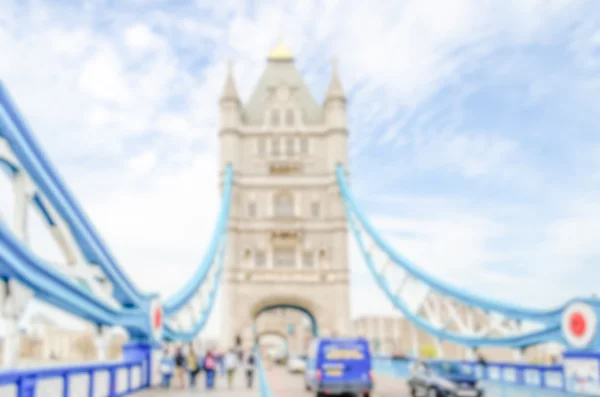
174, 346, 186, 389
224, 348, 239, 388
159, 347, 174, 389
245, 350, 256, 389
187, 344, 200, 388
203, 349, 217, 389
218, 350, 226, 376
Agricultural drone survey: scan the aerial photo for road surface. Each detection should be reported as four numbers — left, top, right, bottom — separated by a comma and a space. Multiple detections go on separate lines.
266, 366, 410, 397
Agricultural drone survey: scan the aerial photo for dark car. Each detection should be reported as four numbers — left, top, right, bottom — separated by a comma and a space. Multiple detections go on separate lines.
407, 361, 484, 397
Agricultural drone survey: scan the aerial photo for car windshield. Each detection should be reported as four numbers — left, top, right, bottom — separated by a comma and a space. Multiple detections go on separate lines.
429, 362, 468, 375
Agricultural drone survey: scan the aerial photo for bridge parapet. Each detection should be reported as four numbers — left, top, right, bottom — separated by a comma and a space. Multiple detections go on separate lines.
0, 342, 161, 397
0, 358, 146, 397
374, 352, 600, 395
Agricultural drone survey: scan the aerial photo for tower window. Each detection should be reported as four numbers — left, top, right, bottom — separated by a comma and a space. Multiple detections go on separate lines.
248, 202, 256, 217
300, 137, 308, 153
273, 248, 295, 268
311, 202, 320, 218
286, 137, 294, 155
257, 139, 266, 155
302, 251, 314, 268
286, 109, 295, 126
274, 192, 294, 217
254, 251, 266, 267
272, 138, 280, 156
318, 249, 327, 266
271, 109, 280, 126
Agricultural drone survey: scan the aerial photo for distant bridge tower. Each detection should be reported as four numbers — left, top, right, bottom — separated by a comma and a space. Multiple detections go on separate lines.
218, 43, 350, 348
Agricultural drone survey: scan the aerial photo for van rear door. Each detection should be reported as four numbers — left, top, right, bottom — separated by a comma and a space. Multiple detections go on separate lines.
318, 338, 371, 384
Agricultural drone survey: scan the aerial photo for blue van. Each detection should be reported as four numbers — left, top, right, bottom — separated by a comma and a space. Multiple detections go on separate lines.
304, 337, 373, 397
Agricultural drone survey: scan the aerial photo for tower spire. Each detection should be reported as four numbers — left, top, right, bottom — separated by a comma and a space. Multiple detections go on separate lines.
326, 57, 345, 102
220, 59, 240, 103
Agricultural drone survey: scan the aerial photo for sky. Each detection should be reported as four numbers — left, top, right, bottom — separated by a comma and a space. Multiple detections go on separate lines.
0, 0, 599, 338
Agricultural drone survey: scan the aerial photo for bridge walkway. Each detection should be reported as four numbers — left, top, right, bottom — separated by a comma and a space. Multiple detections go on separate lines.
135, 369, 259, 397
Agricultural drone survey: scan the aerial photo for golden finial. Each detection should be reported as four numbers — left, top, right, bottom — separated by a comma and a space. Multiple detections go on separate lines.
268, 36, 293, 61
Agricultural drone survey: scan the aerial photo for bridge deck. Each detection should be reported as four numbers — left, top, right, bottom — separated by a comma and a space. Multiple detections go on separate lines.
266, 366, 409, 397
135, 369, 259, 397
132, 366, 573, 397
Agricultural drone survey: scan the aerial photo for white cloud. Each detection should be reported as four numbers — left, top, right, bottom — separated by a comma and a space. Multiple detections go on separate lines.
123, 23, 164, 51
127, 150, 158, 174
79, 48, 132, 105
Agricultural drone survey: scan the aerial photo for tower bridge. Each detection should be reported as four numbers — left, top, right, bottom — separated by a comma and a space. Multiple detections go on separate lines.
218, 44, 350, 350
0, 43, 599, 396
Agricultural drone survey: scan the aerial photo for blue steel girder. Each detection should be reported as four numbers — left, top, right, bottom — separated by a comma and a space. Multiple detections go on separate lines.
163, 234, 228, 342
0, 82, 145, 308
163, 164, 233, 315
0, 221, 150, 336
161, 165, 232, 343
335, 164, 600, 350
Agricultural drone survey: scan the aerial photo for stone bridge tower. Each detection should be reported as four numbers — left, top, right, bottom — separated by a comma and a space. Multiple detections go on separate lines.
218, 43, 350, 349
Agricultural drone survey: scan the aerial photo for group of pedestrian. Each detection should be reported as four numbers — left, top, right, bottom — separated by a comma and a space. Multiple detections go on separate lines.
159, 344, 256, 390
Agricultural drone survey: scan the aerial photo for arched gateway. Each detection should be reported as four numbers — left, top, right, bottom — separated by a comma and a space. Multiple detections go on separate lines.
218, 43, 351, 349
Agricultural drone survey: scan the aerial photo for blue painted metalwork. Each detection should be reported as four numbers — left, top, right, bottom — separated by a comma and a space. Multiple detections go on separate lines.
163, 164, 233, 315
373, 356, 596, 395
255, 345, 274, 397
0, 82, 145, 307
0, 158, 57, 227
163, 235, 228, 342
0, 353, 150, 396
0, 219, 151, 336
255, 304, 319, 336
336, 165, 581, 348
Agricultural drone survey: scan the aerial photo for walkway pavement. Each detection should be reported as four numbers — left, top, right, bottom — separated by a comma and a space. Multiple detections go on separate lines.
136, 369, 259, 397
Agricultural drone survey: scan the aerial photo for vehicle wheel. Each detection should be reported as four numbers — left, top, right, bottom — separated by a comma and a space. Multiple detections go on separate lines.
427, 388, 439, 397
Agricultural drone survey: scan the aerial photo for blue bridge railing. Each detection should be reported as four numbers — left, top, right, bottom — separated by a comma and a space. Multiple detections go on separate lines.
0, 358, 149, 397
255, 347, 273, 397
373, 356, 600, 396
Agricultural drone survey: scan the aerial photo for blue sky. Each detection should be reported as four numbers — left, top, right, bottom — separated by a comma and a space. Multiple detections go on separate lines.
1, 0, 599, 335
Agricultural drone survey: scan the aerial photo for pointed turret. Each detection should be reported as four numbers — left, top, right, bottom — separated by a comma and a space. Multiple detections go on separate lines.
219, 60, 242, 173
220, 60, 241, 104
324, 58, 348, 170
325, 58, 345, 103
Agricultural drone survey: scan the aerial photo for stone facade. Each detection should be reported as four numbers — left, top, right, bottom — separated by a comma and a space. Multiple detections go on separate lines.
0, 315, 127, 366
218, 44, 351, 349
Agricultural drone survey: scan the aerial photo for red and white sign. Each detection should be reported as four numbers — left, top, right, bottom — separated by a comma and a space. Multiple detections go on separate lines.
562, 302, 597, 349
150, 299, 163, 341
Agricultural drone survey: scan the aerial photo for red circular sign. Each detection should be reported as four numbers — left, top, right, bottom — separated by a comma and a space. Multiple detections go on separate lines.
569, 312, 586, 337
153, 307, 163, 330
